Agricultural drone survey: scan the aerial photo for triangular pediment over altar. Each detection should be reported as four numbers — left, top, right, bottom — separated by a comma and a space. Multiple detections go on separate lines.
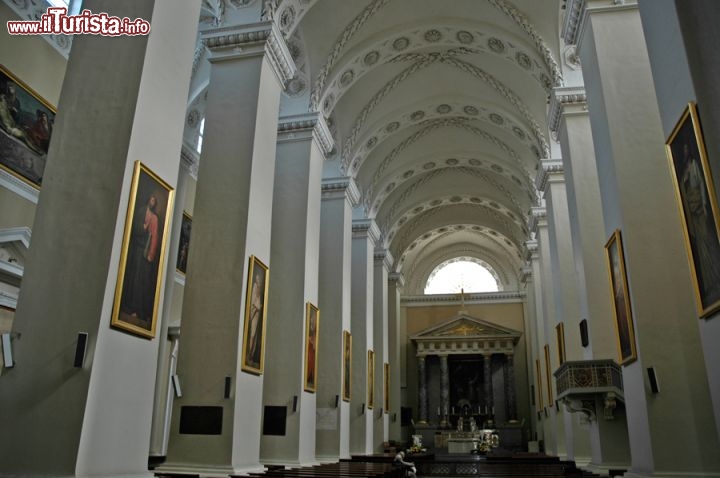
410, 313, 521, 356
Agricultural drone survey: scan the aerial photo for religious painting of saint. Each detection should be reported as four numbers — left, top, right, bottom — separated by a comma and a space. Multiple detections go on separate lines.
342, 331, 352, 402
111, 161, 174, 339
543, 344, 553, 404
0, 65, 56, 188
605, 229, 637, 365
666, 102, 720, 318
304, 302, 319, 392
535, 359, 543, 409
367, 349, 375, 409
555, 322, 566, 365
241, 255, 269, 374
176, 212, 192, 274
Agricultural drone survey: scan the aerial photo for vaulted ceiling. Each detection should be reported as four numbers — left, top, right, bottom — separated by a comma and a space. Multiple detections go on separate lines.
191, 0, 565, 293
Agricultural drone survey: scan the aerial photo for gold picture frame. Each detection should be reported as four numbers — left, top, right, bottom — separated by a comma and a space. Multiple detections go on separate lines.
383, 362, 390, 413
342, 331, 352, 402
0, 64, 56, 189
304, 302, 319, 392
111, 161, 174, 339
555, 322, 566, 365
605, 229, 638, 365
544, 344, 553, 404
367, 349, 375, 409
665, 102, 720, 317
241, 255, 269, 374
535, 359, 543, 409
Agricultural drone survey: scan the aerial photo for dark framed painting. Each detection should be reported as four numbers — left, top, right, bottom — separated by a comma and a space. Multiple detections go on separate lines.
0, 64, 56, 188
665, 102, 720, 318
176, 211, 192, 274
304, 302, 319, 392
367, 349, 375, 409
342, 330, 352, 402
543, 344, 553, 404
383, 362, 390, 413
242, 255, 269, 374
555, 322, 566, 365
535, 359, 543, 409
605, 229, 637, 365
111, 161, 174, 339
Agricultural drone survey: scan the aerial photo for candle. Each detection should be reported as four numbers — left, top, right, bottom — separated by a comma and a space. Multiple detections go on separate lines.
437, 407, 440, 416
451, 406, 455, 415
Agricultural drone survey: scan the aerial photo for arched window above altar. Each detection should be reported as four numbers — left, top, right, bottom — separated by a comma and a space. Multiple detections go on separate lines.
424, 258, 500, 294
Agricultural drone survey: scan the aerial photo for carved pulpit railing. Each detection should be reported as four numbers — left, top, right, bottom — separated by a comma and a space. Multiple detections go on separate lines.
554, 359, 624, 421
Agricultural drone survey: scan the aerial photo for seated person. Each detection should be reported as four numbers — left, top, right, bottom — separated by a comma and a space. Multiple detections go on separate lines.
393, 451, 417, 477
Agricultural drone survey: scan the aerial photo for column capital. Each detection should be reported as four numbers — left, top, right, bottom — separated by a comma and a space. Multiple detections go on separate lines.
322, 176, 361, 206
277, 112, 334, 157
563, 0, 639, 50
548, 86, 588, 134
535, 160, 564, 192
374, 248, 394, 271
389, 272, 405, 288
202, 21, 296, 87
352, 219, 381, 244
180, 142, 199, 180
520, 264, 533, 284
529, 207, 548, 233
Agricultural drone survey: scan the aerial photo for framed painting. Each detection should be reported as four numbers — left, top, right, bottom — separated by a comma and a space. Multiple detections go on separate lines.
111, 161, 174, 339
665, 102, 720, 317
605, 229, 637, 364
342, 330, 352, 402
176, 211, 192, 274
543, 344, 553, 404
367, 349, 375, 409
304, 302, 319, 392
383, 362, 390, 413
555, 322, 566, 365
0, 64, 56, 188
241, 255, 269, 374
535, 359, 543, 409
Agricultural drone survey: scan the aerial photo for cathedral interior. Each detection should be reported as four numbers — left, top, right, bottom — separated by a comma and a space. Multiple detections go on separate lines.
1, 0, 720, 477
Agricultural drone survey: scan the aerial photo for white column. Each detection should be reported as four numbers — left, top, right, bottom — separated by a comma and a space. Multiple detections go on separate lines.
350, 219, 379, 454
539, 162, 590, 465
316, 177, 360, 461
163, 21, 296, 475
549, 87, 631, 474
261, 113, 332, 465
567, 1, 720, 475
373, 249, 392, 451
150, 147, 198, 458
387, 272, 404, 441
0, 1, 200, 476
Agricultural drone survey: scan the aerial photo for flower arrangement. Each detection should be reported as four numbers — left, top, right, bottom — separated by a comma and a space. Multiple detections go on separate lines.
408, 444, 425, 454
477, 441, 491, 453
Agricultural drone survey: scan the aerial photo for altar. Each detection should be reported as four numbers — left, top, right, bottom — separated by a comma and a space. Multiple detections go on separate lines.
447, 435, 481, 454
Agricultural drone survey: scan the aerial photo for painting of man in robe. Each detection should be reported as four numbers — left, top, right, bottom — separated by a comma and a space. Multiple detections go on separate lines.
242, 255, 269, 374
176, 212, 192, 274
0, 65, 55, 188
605, 230, 637, 364
112, 162, 174, 339
304, 303, 319, 392
342, 331, 352, 401
666, 102, 720, 317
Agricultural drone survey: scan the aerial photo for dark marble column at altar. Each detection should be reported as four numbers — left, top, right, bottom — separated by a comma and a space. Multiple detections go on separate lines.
417, 356, 428, 424
439, 354, 449, 427
483, 354, 493, 416
505, 354, 517, 421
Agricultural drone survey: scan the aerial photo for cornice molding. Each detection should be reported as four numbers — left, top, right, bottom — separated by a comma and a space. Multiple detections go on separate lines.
374, 248, 394, 270
401, 291, 525, 307
535, 160, 564, 192
529, 207, 547, 233
352, 218, 381, 244
389, 272, 405, 288
563, 0, 639, 50
2, 0, 72, 58
202, 21, 297, 87
548, 86, 587, 134
0, 169, 39, 204
277, 112, 334, 157
321, 176, 361, 206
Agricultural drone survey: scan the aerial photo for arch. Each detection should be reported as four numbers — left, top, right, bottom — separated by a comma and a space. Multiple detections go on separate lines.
424, 257, 502, 294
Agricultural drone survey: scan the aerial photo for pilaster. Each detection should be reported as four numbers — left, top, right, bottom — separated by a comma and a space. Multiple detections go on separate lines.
316, 177, 358, 461
387, 272, 404, 441
373, 248, 392, 450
